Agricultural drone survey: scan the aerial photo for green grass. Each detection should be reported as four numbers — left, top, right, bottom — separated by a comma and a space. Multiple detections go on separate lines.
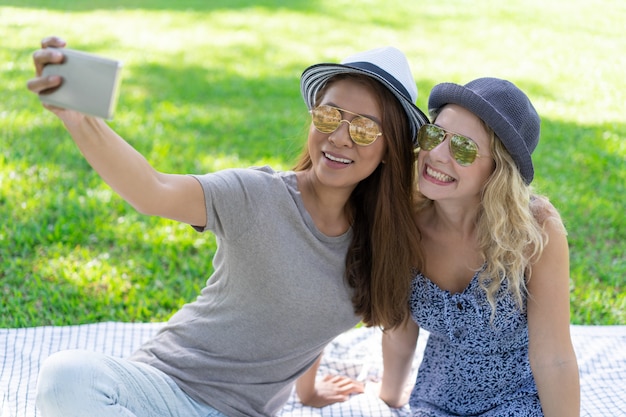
0, 0, 624, 327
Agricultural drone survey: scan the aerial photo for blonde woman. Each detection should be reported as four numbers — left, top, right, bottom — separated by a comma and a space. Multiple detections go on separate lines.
380, 78, 580, 416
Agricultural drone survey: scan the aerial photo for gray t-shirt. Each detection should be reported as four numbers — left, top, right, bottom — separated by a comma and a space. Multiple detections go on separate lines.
130, 166, 360, 417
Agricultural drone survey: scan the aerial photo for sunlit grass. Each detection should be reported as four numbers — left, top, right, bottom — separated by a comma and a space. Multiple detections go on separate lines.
1, 0, 624, 326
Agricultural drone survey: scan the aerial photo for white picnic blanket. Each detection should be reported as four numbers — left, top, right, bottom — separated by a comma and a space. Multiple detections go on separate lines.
1, 323, 624, 417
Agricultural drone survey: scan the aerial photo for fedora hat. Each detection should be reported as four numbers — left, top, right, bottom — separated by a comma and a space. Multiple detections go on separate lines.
301, 46, 428, 144
429, 77, 540, 184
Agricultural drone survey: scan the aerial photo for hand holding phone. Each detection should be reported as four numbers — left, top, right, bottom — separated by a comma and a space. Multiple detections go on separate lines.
39, 48, 123, 120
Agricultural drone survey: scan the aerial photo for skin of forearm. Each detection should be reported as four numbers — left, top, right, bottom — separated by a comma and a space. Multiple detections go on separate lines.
295, 356, 321, 403
379, 356, 413, 407
532, 358, 580, 417
63, 116, 164, 214
379, 325, 417, 407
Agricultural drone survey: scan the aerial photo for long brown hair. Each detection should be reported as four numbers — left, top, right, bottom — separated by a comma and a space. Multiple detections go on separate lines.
293, 73, 423, 329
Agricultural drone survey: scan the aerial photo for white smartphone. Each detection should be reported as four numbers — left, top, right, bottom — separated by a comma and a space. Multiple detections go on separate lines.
40, 47, 123, 120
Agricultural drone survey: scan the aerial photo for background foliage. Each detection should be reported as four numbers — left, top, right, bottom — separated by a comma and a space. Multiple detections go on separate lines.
1, 0, 624, 326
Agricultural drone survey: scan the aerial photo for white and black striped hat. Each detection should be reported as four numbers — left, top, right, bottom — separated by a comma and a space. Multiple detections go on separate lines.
300, 46, 428, 145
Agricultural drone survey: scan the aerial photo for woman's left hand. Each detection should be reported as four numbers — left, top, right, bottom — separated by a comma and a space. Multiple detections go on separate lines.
298, 374, 364, 408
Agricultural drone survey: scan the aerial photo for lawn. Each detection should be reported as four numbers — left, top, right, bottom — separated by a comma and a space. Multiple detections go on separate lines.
0, 0, 624, 327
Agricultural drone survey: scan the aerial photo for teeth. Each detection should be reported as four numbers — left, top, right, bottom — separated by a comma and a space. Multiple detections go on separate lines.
426, 166, 454, 182
324, 152, 352, 164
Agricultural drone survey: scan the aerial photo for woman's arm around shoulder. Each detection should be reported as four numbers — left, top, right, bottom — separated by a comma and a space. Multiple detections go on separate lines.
527, 198, 580, 417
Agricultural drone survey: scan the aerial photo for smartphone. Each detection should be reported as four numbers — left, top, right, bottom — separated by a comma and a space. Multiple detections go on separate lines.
40, 47, 123, 120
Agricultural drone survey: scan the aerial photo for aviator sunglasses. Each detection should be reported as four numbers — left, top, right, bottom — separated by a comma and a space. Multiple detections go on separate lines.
417, 124, 482, 166
310, 105, 382, 146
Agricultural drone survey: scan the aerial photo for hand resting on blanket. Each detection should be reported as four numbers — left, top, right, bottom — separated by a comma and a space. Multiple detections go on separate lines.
296, 355, 365, 407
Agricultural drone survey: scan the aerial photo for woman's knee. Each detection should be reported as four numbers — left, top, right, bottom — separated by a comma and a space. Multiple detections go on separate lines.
36, 350, 110, 412
39, 350, 105, 388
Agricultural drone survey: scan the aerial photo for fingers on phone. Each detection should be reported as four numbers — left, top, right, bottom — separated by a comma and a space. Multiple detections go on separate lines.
33, 48, 64, 65
41, 36, 66, 49
39, 79, 63, 95
26, 75, 62, 95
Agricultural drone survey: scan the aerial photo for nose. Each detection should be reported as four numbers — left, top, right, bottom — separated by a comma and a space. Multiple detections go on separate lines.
427, 134, 452, 162
328, 120, 354, 148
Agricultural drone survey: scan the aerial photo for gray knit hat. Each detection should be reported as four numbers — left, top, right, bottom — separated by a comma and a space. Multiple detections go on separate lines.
301, 46, 429, 145
428, 77, 540, 184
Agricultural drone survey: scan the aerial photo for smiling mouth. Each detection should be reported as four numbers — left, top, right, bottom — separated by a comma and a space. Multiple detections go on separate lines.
324, 152, 353, 164
426, 165, 454, 182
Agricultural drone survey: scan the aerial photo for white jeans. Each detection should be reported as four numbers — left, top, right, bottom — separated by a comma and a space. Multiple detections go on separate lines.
36, 350, 228, 417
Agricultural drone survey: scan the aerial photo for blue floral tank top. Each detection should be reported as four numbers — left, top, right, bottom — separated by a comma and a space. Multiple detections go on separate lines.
408, 269, 543, 416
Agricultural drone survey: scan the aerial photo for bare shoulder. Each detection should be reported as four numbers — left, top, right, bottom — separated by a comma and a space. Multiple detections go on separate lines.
530, 194, 566, 235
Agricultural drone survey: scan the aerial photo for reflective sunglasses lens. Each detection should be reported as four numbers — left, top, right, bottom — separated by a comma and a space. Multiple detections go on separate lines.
349, 116, 380, 146
450, 135, 478, 166
418, 124, 445, 150
311, 105, 341, 133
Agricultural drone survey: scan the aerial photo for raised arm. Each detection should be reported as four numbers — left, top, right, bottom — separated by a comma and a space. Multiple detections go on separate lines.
27, 37, 207, 227
527, 205, 580, 417
379, 318, 419, 408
